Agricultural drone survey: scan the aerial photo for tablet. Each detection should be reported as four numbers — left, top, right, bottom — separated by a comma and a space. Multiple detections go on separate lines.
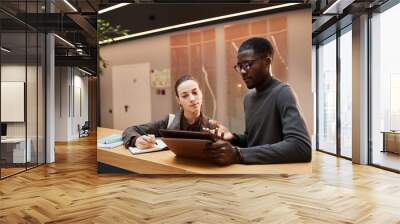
159, 129, 214, 141
161, 138, 212, 160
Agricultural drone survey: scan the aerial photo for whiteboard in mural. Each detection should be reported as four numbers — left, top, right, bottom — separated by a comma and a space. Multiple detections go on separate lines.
1, 82, 25, 122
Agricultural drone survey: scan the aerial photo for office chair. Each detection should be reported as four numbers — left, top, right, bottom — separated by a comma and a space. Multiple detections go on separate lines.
79, 121, 90, 138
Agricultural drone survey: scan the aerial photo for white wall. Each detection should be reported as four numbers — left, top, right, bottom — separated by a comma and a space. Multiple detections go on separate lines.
1, 63, 46, 163
100, 35, 171, 128
1, 65, 36, 137
73, 73, 89, 138
54, 67, 89, 141
55, 67, 68, 141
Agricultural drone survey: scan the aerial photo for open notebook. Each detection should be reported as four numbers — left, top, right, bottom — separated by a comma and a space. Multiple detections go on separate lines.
128, 139, 168, 155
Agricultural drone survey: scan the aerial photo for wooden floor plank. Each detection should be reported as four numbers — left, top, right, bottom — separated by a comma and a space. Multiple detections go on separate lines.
0, 134, 400, 223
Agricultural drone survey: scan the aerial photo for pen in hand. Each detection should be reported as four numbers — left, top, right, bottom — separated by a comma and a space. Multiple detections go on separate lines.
135, 134, 157, 149
146, 134, 157, 145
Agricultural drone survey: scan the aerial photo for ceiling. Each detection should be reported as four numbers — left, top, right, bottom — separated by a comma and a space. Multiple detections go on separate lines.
0, 0, 98, 74
98, 0, 392, 45
99, 3, 303, 37
311, 0, 390, 43
1, 0, 395, 74
98, 1, 309, 42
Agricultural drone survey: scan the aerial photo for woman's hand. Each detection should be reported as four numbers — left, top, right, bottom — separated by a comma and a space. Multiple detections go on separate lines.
135, 134, 156, 149
205, 120, 234, 141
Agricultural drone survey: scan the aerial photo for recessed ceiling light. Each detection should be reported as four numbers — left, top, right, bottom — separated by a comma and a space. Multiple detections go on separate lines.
78, 67, 93, 76
1, 47, 11, 53
98, 3, 131, 14
54, 34, 75, 48
323, 0, 354, 14
63, 0, 78, 12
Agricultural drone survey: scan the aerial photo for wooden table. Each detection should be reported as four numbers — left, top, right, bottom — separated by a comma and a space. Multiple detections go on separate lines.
97, 127, 312, 174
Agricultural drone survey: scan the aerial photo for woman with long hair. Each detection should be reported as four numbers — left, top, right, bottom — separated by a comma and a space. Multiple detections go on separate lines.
122, 75, 216, 149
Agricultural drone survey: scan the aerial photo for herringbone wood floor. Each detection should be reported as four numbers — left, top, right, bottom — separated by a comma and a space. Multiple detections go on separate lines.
1, 135, 400, 224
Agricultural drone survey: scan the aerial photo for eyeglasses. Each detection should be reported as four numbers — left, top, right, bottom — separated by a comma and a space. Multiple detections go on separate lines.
233, 60, 257, 73
233, 57, 271, 73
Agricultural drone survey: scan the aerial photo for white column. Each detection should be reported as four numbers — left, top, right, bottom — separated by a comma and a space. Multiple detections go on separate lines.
312, 45, 317, 150
352, 14, 369, 164
46, 32, 55, 163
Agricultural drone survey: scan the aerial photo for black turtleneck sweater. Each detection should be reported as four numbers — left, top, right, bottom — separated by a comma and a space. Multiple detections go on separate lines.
231, 78, 312, 164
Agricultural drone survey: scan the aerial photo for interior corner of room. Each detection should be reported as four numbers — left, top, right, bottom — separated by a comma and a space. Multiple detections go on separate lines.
0, 0, 98, 179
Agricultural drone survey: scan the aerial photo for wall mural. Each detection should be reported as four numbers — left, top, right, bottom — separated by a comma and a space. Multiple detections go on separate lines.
170, 16, 288, 132
170, 29, 217, 119
225, 16, 288, 131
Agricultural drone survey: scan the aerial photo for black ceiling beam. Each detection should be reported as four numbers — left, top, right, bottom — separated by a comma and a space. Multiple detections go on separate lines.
14, 13, 85, 32
55, 47, 97, 56
86, 0, 98, 12
14, 12, 97, 47
0, 18, 28, 31
67, 14, 97, 45
55, 55, 97, 71
312, 14, 353, 44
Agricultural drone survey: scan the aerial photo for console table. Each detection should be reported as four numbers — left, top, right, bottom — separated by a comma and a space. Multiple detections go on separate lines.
382, 131, 400, 154
1, 138, 32, 164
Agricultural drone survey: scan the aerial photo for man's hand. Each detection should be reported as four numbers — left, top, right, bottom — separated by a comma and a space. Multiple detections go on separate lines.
135, 134, 156, 149
205, 140, 241, 166
205, 120, 234, 141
